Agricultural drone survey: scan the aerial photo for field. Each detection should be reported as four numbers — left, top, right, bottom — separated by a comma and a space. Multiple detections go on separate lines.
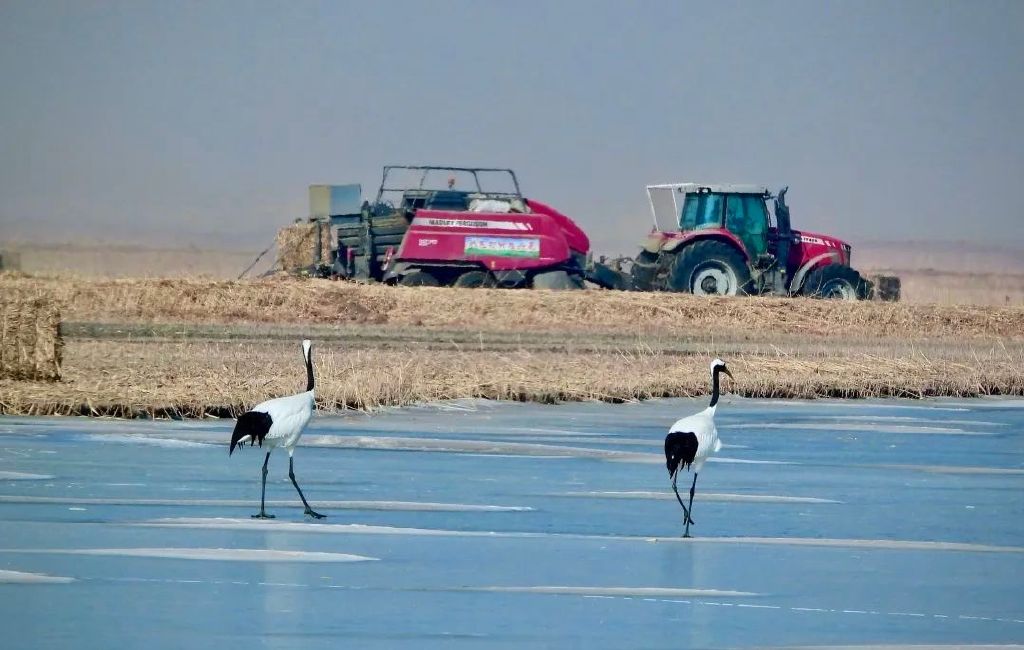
1, 273, 1022, 417
3, 241, 1024, 305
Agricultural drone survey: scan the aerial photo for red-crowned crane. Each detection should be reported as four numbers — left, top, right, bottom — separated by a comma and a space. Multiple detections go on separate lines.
664, 358, 732, 537
229, 339, 325, 519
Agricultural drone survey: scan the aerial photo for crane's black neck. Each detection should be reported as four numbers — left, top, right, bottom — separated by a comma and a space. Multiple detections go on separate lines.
305, 345, 314, 392
709, 366, 722, 408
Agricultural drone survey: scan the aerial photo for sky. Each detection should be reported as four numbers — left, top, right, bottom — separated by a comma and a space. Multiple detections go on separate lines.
1, 0, 1022, 256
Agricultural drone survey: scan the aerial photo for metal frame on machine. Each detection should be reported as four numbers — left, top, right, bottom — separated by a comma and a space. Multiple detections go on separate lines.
375, 165, 524, 204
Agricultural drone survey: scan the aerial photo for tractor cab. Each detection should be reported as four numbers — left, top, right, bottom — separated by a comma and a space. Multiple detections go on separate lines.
636, 183, 867, 298
647, 183, 780, 259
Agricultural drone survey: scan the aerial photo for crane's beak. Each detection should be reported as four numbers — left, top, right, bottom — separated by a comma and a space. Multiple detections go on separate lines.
722, 367, 733, 381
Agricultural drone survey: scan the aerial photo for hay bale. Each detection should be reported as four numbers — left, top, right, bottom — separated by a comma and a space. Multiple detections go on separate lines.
0, 294, 63, 381
276, 221, 333, 272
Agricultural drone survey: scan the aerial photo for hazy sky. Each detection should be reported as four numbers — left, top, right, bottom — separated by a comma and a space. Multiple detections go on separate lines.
1, 0, 1022, 255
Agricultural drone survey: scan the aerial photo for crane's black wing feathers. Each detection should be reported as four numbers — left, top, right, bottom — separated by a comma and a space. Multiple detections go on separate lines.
664, 431, 699, 474
229, 411, 273, 455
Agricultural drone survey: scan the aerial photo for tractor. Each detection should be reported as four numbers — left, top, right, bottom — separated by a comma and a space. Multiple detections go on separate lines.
326, 165, 599, 289
628, 183, 876, 300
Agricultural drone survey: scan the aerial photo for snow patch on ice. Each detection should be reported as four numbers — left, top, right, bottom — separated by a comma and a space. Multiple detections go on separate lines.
80, 434, 212, 448
28, 547, 376, 562
0, 569, 74, 584
466, 586, 759, 597
0, 471, 54, 480
0, 495, 531, 512
134, 519, 1022, 553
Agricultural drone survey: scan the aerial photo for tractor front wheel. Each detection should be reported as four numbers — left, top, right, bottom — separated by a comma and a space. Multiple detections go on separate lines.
802, 264, 869, 301
669, 241, 751, 296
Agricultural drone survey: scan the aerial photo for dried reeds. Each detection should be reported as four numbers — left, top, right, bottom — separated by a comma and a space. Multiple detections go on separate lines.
0, 292, 63, 381
275, 221, 333, 272
2, 274, 1023, 340
0, 338, 1020, 418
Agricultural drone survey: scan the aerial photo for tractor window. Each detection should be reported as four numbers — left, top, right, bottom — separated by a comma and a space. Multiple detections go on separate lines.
725, 195, 769, 257
679, 193, 724, 231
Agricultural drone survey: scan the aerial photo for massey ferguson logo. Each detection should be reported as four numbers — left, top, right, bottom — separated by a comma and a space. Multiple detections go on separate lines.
799, 235, 835, 247
412, 217, 534, 231
425, 218, 490, 228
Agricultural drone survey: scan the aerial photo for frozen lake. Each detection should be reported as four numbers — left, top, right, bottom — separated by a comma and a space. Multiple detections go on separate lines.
1, 396, 1023, 648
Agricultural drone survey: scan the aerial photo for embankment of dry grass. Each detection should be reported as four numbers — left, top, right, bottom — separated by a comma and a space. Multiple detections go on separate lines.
1, 339, 1021, 418
1, 273, 1022, 417
4, 274, 1023, 339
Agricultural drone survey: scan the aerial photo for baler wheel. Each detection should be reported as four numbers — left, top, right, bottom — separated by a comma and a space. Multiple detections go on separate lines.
453, 271, 496, 288
398, 270, 440, 287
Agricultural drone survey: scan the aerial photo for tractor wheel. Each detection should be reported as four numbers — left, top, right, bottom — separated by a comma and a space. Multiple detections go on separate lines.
802, 264, 869, 301
668, 241, 751, 296
398, 270, 439, 287
630, 251, 660, 291
453, 270, 496, 288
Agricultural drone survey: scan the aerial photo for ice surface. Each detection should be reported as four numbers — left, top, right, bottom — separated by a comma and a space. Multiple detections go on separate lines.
1, 396, 1023, 648
560, 490, 842, 504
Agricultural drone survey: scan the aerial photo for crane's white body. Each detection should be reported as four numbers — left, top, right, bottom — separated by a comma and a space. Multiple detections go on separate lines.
249, 390, 315, 454
668, 405, 722, 472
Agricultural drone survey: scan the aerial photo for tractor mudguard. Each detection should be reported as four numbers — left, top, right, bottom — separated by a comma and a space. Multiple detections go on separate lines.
789, 252, 841, 295
640, 234, 668, 255
659, 231, 749, 258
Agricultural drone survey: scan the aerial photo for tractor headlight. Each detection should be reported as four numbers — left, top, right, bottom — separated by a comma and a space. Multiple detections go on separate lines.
843, 244, 852, 265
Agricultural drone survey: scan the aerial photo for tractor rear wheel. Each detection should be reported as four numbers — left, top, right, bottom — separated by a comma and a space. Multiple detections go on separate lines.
453, 270, 496, 288
668, 241, 751, 296
802, 264, 869, 301
398, 270, 439, 287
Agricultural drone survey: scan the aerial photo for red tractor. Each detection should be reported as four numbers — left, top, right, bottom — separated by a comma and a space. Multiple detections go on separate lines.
628, 183, 876, 300
330, 165, 594, 289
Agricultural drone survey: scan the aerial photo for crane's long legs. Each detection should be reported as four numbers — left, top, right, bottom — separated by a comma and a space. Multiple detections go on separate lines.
684, 473, 699, 538
252, 452, 275, 519
671, 468, 695, 530
289, 455, 325, 519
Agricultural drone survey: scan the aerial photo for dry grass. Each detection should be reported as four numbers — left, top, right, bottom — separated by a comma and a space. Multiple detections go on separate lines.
1, 339, 1020, 418
3, 274, 1023, 340
1, 273, 1021, 417
0, 291, 63, 381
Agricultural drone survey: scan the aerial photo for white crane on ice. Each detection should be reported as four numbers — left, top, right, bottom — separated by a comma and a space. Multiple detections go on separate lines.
229, 339, 325, 519
664, 358, 732, 537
